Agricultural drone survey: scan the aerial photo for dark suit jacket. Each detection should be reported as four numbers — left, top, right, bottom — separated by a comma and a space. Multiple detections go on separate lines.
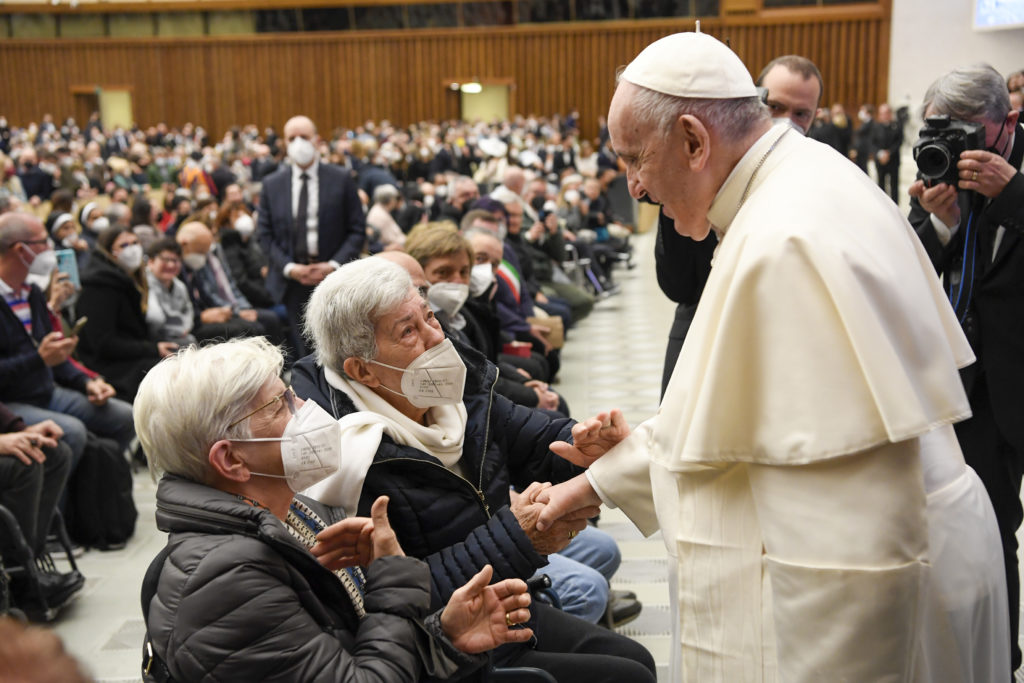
909, 123, 1024, 450
256, 162, 365, 302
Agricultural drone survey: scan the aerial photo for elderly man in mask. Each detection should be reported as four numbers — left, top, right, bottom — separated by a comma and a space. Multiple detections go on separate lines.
292, 257, 656, 682
535, 32, 1008, 681
135, 337, 535, 682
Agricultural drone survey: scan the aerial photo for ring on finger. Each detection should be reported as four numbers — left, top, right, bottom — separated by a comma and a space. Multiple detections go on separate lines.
568, 530, 578, 540
972, 170, 979, 181
505, 611, 514, 627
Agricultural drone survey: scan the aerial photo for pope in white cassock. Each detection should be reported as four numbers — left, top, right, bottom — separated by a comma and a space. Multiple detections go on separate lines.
536, 32, 1010, 681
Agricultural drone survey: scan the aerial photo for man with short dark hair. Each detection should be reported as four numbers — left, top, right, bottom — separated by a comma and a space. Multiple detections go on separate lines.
755, 54, 823, 134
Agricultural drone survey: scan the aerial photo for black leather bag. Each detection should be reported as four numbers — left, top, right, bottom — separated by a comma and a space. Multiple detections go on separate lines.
64, 432, 137, 550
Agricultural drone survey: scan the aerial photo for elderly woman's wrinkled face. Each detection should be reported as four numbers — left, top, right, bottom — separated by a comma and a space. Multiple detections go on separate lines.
369, 288, 445, 385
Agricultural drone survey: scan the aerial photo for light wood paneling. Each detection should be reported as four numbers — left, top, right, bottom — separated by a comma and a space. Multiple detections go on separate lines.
0, 9, 890, 140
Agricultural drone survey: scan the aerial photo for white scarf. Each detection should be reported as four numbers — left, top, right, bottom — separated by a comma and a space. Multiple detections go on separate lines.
301, 366, 468, 514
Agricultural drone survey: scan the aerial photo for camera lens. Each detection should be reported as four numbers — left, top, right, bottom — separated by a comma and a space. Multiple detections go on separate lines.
915, 143, 952, 179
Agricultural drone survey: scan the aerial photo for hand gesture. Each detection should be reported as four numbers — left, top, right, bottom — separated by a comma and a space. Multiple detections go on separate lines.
25, 420, 63, 440
311, 496, 404, 569
909, 180, 959, 228
47, 270, 76, 311
535, 474, 603, 533
512, 481, 597, 555
550, 409, 629, 468
440, 565, 533, 654
37, 331, 77, 367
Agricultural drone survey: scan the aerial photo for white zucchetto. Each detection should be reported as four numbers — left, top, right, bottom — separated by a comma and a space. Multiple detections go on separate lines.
620, 32, 758, 99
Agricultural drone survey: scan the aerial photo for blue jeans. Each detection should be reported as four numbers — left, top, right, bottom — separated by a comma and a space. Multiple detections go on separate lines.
534, 524, 621, 623
7, 386, 135, 472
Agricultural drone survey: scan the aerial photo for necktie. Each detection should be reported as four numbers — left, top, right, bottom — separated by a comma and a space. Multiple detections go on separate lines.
208, 252, 237, 307
294, 173, 310, 264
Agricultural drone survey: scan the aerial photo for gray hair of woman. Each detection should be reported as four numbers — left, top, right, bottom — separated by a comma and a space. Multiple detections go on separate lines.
921, 63, 1011, 123
303, 257, 413, 377
132, 337, 283, 483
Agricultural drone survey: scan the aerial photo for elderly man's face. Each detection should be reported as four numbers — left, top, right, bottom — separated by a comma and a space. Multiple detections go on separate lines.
468, 233, 503, 271
761, 65, 820, 134
609, 82, 713, 239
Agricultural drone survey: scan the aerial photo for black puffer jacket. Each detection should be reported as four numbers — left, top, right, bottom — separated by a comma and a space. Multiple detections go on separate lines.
292, 341, 581, 609
147, 475, 481, 682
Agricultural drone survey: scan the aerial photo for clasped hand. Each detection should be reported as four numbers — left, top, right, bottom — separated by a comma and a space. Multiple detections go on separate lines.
512, 482, 600, 555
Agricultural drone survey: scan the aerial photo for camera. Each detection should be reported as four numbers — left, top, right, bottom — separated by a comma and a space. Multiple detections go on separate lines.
912, 115, 985, 188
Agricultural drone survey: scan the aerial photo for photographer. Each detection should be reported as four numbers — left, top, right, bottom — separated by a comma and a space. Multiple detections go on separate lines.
909, 63, 1024, 673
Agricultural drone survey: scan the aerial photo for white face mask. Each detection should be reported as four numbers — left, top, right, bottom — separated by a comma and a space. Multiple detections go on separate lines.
371, 338, 467, 408
469, 263, 495, 298
88, 216, 109, 234
427, 282, 469, 318
232, 400, 341, 493
234, 213, 255, 238
22, 246, 57, 277
116, 243, 144, 272
183, 252, 208, 271
288, 137, 316, 168
61, 235, 78, 249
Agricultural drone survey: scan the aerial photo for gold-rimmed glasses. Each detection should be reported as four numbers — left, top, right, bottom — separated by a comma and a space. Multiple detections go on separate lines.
228, 386, 297, 429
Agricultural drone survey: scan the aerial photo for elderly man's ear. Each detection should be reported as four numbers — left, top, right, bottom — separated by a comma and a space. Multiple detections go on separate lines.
675, 114, 711, 171
343, 357, 381, 388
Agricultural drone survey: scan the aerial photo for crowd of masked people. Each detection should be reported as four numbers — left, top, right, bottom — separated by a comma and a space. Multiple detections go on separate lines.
0, 109, 652, 679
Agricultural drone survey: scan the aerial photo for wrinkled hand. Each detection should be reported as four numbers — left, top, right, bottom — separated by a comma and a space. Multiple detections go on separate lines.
550, 409, 629, 468
85, 378, 116, 405
535, 474, 603, 533
37, 331, 77, 367
311, 495, 404, 569
909, 180, 960, 228
25, 420, 63, 440
957, 149, 1017, 199
441, 565, 533, 654
0, 430, 55, 465
512, 482, 597, 555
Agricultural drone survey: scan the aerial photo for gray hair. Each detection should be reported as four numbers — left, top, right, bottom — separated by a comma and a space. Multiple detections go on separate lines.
132, 337, 284, 483
106, 202, 130, 224
0, 212, 37, 254
303, 257, 413, 375
372, 183, 400, 205
921, 64, 1011, 123
623, 81, 769, 142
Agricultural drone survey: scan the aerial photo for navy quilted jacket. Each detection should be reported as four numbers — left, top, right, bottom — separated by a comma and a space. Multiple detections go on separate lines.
292, 340, 581, 609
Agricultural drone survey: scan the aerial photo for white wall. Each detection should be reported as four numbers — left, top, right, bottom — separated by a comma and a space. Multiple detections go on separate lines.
890, 0, 1024, 122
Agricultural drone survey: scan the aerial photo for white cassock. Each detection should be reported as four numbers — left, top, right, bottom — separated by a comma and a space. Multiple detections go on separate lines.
588, 127, 1009, 682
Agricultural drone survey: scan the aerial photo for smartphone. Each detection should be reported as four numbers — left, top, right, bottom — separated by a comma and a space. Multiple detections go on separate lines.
55, 249, 80, 289
69, 316, 88, 337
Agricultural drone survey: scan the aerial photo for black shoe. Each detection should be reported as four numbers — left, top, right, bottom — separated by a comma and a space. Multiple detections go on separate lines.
610, 588, 637, 602
10, 569, 84, 620
601, 594, 642, 629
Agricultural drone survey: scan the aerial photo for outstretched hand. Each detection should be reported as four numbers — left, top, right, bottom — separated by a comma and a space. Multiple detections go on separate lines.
534, 474, 603, 533
311, 496, 404, 569
550, 409, 629, 468
441, 564, 533, 653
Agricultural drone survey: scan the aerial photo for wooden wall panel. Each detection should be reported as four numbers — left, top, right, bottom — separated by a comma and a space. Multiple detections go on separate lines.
0, 8, 889, 142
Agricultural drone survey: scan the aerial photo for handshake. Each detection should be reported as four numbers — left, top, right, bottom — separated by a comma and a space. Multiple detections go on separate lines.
514, 409, 630, 555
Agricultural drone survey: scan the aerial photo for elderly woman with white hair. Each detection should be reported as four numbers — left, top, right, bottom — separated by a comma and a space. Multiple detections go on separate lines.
135, 336, 534, 683
366, 183, 406, 250
292, 258, 656, 683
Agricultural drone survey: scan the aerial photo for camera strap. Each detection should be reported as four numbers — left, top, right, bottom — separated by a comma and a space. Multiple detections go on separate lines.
948, 192, 985, 324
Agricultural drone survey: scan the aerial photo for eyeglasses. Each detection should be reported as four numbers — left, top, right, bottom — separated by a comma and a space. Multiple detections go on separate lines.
155, 255, 181, 265
228, 386, 296, 428
20, 238, 52, 248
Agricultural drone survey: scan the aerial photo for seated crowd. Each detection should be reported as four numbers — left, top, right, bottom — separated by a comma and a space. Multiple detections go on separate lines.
0, 110, 649, 679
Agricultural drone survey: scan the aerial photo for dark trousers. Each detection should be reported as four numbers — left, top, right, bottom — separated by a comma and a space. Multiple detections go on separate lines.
494, 602, 656, 683
955, 374, 1024, 672
877, 162, 900, 203
283, 281, 316, 358
662, 302, 698, 398
0, 441, 71, 558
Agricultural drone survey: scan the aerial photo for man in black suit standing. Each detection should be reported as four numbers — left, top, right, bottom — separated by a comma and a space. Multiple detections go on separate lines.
872, 103, 904, 203
257, 115, 365, 356
909, 63, 1024, 674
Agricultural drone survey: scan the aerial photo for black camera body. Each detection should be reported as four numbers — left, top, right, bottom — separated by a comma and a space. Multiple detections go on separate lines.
912, 115, 985, 188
